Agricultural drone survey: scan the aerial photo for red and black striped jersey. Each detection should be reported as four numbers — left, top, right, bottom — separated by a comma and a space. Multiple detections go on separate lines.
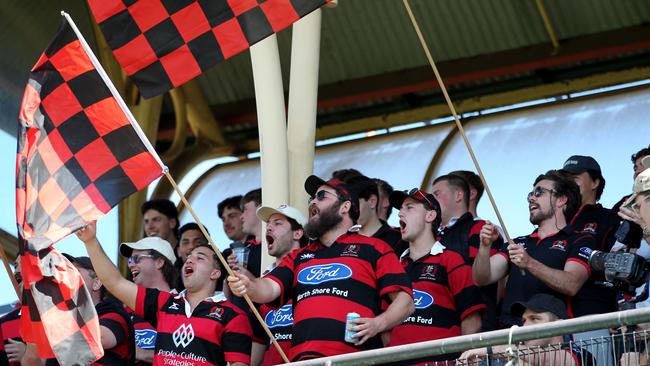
389, 242, 485, 358
135, 287, 252, 366
0, 306, 21, 366
266, 232, 412, 361
259, 302, 293, 366
94, 299, 135, 365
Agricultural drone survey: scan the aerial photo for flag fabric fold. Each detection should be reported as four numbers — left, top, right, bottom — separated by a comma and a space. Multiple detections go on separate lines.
16, 15, 164, 365
88, 0, 328, 98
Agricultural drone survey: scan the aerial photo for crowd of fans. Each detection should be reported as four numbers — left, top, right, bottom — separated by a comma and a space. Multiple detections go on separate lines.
2, 145, 650, 366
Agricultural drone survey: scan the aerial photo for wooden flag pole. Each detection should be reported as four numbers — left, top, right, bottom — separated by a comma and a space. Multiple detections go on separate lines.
0, 243, 19, 298
164, 171, 290, 364
402, 1, 516, 247
61, 12, 289, 363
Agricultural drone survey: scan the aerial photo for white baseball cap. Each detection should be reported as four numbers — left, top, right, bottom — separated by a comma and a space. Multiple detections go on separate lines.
120, 237, 176, 265
256, 204, 307, 227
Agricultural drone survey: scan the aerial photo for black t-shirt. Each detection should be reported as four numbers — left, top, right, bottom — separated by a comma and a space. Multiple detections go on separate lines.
499, 226, 594, 327
372, 222, 408, 257
570, 204, 620, 316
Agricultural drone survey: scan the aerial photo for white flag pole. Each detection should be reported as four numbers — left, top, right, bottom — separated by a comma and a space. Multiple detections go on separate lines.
61, 11, 167, 173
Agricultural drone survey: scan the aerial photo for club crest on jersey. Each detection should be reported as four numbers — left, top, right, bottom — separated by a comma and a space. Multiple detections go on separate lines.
135, 329, 157, 349
582, 223, 597, 235
207, 306, 224, 320
341, 244, 360, 257
419, 264, 438, 280
413, 290, 434, 309
550, 240, 567, 251
168, 302, 180, 310
172, 323, 194, 348
297, 263, 352, 284
300, 253, 315, 260
265, 304, 293, 328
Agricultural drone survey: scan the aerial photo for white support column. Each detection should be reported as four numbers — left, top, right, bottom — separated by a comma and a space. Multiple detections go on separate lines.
250, 35, 289, 275
287, 9, 322, 215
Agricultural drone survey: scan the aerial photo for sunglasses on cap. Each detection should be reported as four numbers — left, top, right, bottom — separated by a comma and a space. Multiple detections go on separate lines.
407, 188, 436, 210
527, 186, 557, 200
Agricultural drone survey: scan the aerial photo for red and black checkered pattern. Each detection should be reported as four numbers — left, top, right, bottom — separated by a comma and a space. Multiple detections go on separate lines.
15, 17, 164, 364
89, 0, 328, 98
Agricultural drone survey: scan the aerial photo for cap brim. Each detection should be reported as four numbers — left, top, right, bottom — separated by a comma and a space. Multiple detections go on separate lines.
389, 191, 409, 210
62, 253, 93, 271
119, 242, 136, 258
256, 206, 280, 223
622, 193, 638, 210
511, 301, 527, 318
304, 175, 328, 196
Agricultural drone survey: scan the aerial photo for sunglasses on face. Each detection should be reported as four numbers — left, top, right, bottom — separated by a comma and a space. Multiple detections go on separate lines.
308, 190, 340, 204
128, 253, 154, 265
408, 188, 436, 210
527, 186, 556, 200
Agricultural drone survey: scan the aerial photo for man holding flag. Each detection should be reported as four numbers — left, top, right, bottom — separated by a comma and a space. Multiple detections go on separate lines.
77, 222, 252, 366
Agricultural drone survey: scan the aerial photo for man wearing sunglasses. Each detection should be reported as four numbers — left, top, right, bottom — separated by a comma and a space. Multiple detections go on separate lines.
121, 233, 177, 365
387, 188, 485, 364
227, 175, 413, 361
473, 170, 593, 328
77, 222, 252, 366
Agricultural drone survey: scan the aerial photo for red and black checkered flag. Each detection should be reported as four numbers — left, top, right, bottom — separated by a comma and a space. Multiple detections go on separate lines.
16, 15, 164, 364
88, 0, 328, 98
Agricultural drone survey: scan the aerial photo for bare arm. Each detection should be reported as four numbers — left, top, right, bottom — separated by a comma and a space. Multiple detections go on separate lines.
250, 342, 266, 366
76, 222, 138, 310
460, 312, 482, 335
135, 348, 154, 363
509, 244, 589, 296
350, 290, 414, 345
473, 222, 508, 286
227, 272, 281, 304
100, 325, 117, 349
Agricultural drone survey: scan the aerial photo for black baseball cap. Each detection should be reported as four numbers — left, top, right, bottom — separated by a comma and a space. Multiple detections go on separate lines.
63, 253, 94, 272
389, 188, 440, 212
560, 155, 601, 175
305, 175, 359, 217
511, 293, 568, 319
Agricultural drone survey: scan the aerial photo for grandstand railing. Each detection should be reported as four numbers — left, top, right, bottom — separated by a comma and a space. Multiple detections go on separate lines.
284, 307, 650, 365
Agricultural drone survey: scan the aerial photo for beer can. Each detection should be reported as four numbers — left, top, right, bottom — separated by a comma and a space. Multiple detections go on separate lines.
344, 312, 360, 343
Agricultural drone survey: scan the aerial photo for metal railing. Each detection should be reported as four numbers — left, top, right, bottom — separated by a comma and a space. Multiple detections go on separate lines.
284, 307, 650, 365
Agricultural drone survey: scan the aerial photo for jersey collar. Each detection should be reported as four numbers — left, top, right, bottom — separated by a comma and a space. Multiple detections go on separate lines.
175, 290, 226, 318
400, 241, 446, 260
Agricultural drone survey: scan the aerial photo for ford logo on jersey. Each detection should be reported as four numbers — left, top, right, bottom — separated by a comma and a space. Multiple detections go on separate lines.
265, 304, 293, 328
135, 329, 157, 349
297, 263, 352, 284
413, 290, 434, 309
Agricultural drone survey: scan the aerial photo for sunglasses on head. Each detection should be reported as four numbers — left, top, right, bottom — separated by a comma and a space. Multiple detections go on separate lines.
128, 253, 154, 265
527, 186, 556, 200
407, 188, 436, 210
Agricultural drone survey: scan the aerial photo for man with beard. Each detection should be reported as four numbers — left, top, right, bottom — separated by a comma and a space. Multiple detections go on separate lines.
387, 189, 485, 365
473, 170, 594, 327
227, 175, 413, 361
77, 222, 252, 366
